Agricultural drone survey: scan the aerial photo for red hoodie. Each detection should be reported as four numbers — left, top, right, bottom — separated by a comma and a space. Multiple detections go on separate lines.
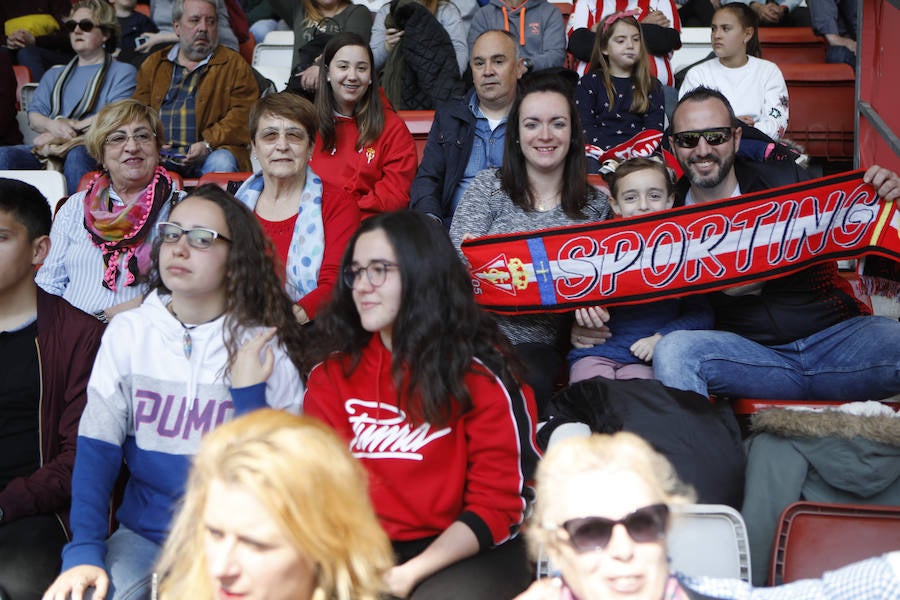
305, 335, 540, 549
311, 107, 418, 220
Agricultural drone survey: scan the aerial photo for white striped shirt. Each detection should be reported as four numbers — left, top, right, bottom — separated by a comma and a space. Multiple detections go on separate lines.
36, 189, 179, 314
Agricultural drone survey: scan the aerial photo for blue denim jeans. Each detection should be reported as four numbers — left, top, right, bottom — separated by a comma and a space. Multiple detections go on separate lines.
84, 526, 160, 600
164, 148, 239, 178
0, 144, 97, 195
653, 316, 900, 400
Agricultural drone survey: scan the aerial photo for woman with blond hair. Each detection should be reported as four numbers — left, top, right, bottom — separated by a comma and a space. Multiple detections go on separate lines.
518, 432, 900, 599
155, 409, 393, 600
36, 98, 179, 319
520, 432, 695, 600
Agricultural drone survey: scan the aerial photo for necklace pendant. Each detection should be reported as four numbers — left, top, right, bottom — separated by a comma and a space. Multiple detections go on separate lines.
183, 331, 192, 359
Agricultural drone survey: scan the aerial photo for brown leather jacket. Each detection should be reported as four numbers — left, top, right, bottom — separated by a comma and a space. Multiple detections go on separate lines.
133, 44, 257, 170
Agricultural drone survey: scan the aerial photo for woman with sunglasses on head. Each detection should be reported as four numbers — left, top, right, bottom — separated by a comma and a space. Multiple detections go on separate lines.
310, 33, 418, 219
302, 210, 540, 599
36, 99, 180, 323
0, 0, 137, 194
518, 432, 900, 599
42, 185, 305, 600
679, 3, 788, 142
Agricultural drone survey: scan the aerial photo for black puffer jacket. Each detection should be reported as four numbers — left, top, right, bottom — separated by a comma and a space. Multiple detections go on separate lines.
540, 377, 745, 509
382, 0, 463, 110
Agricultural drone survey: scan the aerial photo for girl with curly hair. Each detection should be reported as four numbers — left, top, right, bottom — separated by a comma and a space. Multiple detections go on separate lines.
43, 185, 305, 600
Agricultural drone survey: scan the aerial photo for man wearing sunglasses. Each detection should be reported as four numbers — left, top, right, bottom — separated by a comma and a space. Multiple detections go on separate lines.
647, 86, 900, 404
133, 0, 257, 178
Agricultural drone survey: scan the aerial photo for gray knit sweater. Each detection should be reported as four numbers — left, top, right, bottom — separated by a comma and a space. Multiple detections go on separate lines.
450, 169, 612, 346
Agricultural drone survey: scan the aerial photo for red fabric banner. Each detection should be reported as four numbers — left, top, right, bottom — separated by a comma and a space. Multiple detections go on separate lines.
461, 170, 900, 314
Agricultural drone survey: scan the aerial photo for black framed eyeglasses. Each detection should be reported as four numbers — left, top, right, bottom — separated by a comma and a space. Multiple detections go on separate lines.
555, 503, 669, 553
671, 127, 733, 149
157, 222, 231, 249
63, 19, 98, 33
342, 260, 398, 288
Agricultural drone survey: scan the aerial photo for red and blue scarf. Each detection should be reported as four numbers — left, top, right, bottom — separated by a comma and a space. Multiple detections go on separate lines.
462, 170, 900, 314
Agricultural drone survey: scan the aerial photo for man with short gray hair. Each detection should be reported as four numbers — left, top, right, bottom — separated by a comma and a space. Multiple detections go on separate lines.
134, 0, 257, 176
411, 30, 525, 226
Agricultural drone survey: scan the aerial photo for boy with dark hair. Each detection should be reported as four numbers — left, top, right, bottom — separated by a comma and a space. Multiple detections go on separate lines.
0, 178, 104, 599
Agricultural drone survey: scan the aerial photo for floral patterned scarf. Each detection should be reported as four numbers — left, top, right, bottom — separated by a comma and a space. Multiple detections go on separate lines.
83, 166, 172, 291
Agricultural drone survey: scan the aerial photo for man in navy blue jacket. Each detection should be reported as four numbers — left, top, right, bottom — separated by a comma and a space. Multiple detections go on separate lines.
410, 30, 524, 227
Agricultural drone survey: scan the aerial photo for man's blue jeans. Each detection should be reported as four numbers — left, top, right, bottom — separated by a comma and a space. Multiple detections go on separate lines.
164, 148, 239, 178
653, 316, 900, 400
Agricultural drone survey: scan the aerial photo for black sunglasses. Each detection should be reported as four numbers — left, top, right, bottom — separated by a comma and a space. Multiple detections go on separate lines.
63, 19, 98, 33
671, 127, 733, 149
558, 503, 669, 552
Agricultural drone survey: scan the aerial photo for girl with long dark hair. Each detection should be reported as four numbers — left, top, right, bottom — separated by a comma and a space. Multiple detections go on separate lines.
304, 210, 540, 599
450, 71, 612, 413
310, 32, 418, 219
680, 3, 788, 140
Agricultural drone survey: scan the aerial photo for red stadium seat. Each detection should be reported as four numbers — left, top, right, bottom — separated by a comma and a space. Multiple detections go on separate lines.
769, 501, 900, 585
552, 2, 573, 27
397, 110, 434, 165
239, 36, 256, 65
196, 171, 253, 191
76, 169, 185, 193
782, 63, 855, 161
758, 28, 827, 65
733, 398, 900, 418
13, 65, 32, 110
